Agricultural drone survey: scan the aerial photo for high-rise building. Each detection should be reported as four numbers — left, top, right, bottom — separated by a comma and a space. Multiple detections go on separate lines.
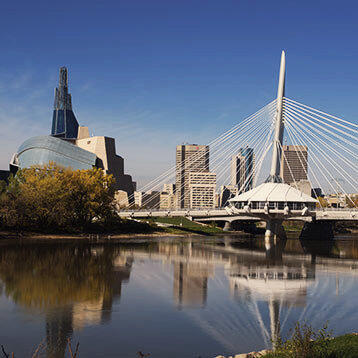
175, 144, 209, 208
51, 67, 79, 139
280, 145, 308, 184
231, 147, 254, 193
189, 171, 216, 209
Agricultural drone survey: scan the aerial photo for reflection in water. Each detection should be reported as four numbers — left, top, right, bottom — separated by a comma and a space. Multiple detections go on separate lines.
0, 245, 132, 357
228, 237, 314, 345
0, 236, 358, 357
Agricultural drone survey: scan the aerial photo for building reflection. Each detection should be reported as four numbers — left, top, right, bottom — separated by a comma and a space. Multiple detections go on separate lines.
227, 238, 315, 344
1, 236, 358, 356
173, 262, 210, 308
158, 241, 214, 308
118, 237, 358, 348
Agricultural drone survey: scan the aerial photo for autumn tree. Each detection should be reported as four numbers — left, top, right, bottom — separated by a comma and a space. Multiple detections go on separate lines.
0, 163, 117, 231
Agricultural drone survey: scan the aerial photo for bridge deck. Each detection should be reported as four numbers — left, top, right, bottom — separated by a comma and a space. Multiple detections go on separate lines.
118, 208, 358, 222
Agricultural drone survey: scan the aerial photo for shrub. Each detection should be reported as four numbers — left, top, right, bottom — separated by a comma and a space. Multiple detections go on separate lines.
267, 322, 332, 358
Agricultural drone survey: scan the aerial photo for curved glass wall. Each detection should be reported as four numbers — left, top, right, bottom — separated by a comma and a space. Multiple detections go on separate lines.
17, 136, 97, 170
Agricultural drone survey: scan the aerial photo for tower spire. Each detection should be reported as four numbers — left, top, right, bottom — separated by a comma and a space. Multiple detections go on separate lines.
267, 51, 286, 183
51, 66, 79, 139
54, 67, 72, 111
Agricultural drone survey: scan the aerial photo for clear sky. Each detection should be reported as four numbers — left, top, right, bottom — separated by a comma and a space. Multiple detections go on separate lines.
0, 0, 357, 186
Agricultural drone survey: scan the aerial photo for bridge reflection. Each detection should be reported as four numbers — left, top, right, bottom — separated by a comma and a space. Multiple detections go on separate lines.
0, 237, 358, 356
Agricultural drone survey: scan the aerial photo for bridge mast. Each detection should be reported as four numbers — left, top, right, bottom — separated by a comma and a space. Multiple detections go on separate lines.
268, 50, 286, 183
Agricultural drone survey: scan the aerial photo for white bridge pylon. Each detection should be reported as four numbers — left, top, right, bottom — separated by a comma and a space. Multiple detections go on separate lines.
119, 51, 358, 225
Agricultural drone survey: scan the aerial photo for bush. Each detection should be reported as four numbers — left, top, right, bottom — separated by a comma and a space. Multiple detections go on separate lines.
267, 322, 332, 358
265, 322, 358, 358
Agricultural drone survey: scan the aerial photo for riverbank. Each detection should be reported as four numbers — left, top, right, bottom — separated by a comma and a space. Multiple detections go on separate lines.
0, 216, 257, 240
215, 333, 358, 358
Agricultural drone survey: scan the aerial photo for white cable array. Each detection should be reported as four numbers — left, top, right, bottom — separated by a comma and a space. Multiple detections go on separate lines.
284, 97, 358, 131
285, 119, 357, 207
283, 101, 358, 149
125, 100, 276, 208
284, 108, 358, 187
141, 103, 275, 209
283, 103, 358, 163
121, 94, 357, 211
118, 101, 275, 206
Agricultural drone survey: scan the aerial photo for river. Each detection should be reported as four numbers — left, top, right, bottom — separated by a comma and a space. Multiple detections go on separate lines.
0, 235, 358, 357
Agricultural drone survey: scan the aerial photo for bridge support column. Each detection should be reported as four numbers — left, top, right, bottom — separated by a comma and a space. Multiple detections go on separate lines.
265, 220, 287, 263
265, 220, 287, 242
223, 221, 232, 231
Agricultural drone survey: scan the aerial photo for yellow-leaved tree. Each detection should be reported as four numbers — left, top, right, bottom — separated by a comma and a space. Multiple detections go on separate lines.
0, 163, 116, 231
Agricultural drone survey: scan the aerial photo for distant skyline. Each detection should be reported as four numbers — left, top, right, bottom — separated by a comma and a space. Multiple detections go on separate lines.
1, 0, 357, 186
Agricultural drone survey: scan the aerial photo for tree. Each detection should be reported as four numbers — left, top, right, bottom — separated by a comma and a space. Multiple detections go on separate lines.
0, 163, 117, 231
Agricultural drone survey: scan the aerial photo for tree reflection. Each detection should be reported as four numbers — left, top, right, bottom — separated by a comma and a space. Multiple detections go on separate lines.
0, 244, 132, 357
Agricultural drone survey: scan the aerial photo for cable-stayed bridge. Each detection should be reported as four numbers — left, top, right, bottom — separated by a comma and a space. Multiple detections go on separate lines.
118, 51, 358, 237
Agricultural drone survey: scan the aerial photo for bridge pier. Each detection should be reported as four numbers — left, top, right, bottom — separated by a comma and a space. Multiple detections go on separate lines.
265, 220, 287, 263
265, 219, 287, 242
223, 221, 232, 231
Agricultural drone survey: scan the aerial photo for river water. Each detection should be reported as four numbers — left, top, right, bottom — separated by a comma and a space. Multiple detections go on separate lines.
1, 235, 358, 357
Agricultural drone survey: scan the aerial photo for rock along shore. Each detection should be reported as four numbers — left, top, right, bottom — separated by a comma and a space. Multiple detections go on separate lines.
215, 349, 269, 358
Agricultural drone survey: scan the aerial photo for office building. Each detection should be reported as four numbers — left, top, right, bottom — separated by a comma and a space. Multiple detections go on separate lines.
160, 184, 176, 209
280, 145, 308, 184
231, 147, 254, 193
189, 171, 216, 209
176, 144, 209, 208
163, 183, 176, 195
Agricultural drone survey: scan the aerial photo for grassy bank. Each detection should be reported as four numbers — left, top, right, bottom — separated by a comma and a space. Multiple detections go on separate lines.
0, 216, 226, 239
142, 216, 224, 236
264, 333, 358, 358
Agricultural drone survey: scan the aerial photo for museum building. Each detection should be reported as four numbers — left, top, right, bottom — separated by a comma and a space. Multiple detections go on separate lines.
9, 67, 135, 202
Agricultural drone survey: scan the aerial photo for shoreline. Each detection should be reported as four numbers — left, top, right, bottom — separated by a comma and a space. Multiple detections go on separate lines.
0, 230, 249, 242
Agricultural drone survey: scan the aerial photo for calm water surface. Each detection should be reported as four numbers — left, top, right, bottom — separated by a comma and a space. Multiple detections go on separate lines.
1, 235, 358, 357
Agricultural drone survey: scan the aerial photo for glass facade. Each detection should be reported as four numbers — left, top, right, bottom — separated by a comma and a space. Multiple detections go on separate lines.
17, 136, 97, 170
51, 109, 79, 139
51, 67, 79, 139
231, 147, 254, 193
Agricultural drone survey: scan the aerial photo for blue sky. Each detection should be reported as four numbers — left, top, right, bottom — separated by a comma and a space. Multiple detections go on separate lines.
0, 0, 357, 186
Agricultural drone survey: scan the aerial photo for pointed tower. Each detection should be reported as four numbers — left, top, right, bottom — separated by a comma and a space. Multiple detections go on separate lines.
51, 67, 79, 139
267, 50, 286, 183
